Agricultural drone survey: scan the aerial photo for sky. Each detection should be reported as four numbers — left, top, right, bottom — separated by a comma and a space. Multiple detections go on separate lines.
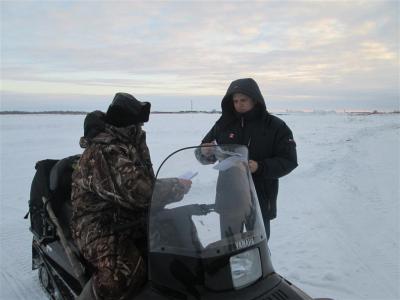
1, 0, 399, 112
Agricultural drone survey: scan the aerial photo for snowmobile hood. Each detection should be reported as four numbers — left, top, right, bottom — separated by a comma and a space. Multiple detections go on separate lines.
221, 78, 267, 118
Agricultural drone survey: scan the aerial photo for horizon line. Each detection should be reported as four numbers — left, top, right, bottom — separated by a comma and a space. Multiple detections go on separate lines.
1, 109, 399, 115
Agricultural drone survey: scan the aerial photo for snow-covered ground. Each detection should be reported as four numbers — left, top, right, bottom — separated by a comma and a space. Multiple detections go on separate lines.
1, 112, 399, 300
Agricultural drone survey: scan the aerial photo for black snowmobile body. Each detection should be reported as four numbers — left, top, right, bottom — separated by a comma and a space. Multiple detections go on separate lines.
27, 145, 330, 300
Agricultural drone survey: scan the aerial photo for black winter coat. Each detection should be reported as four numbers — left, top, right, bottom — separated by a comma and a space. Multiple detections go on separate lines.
199, 78, 298, 220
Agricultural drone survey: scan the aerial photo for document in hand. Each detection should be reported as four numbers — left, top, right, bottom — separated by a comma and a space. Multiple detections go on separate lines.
213, 155, 247, 171
178, 171, 199, 180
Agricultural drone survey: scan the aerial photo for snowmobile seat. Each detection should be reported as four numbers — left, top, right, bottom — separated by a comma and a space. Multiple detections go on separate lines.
29, 159, 59, 239
48, 155, 80, 240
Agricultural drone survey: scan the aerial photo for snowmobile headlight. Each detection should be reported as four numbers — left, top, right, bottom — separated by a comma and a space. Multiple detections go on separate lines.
230, 248, 262, 289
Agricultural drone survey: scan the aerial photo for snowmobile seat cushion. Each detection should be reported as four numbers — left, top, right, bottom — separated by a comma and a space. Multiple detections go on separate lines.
31, 159, 59, 200
49, 155, 80, 193
29, 159, 59, 236
48, 155, 80, 239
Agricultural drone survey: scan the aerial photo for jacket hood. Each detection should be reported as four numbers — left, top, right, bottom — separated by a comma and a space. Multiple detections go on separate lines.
219, 78, 267, 126
80, 110, 143, 148
83, 110, 106, 139
221, 78, 266, 113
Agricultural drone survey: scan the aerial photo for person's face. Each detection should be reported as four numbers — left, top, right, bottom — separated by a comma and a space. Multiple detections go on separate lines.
232, 93, 255, 113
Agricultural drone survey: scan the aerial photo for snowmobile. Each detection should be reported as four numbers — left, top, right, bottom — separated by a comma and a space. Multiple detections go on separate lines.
27, 144, 331, 300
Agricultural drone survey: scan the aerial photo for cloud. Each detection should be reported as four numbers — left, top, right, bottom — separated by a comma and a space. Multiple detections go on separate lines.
1, 0, 398, 110
360, 41, 397, 60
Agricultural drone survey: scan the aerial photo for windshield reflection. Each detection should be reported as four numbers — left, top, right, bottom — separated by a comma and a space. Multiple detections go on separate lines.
149, 145, 266, 258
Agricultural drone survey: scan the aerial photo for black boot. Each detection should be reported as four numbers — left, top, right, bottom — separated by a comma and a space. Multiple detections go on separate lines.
77, 278, 96, 300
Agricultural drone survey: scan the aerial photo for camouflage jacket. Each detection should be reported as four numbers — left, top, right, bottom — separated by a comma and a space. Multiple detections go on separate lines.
71, 123, 185, 242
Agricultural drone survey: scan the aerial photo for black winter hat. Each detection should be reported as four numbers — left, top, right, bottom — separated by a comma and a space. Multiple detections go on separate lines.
106, 93, 151, 127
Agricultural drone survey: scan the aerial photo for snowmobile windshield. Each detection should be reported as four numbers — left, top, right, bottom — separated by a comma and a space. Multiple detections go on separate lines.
149, 145, 266, 258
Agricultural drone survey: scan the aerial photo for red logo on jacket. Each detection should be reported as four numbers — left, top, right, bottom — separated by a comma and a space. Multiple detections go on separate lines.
229, 133, 235, 139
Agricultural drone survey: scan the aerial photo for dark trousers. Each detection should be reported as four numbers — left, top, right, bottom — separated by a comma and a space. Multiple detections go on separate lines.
263, 218, 270, 240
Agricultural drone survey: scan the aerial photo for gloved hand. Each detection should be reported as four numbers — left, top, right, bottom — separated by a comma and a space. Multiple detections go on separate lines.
178, 179, 192, 194
248, 160, 259, 173
200, 142, 216, 157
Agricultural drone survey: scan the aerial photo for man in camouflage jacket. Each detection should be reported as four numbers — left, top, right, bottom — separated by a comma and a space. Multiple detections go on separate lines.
71, 93, 190, 300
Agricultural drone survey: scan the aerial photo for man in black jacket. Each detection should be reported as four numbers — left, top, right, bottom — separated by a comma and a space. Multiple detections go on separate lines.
197, 78, 297, 239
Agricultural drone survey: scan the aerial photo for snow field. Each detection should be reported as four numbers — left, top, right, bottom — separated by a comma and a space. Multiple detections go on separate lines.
1, 112, 399, 300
